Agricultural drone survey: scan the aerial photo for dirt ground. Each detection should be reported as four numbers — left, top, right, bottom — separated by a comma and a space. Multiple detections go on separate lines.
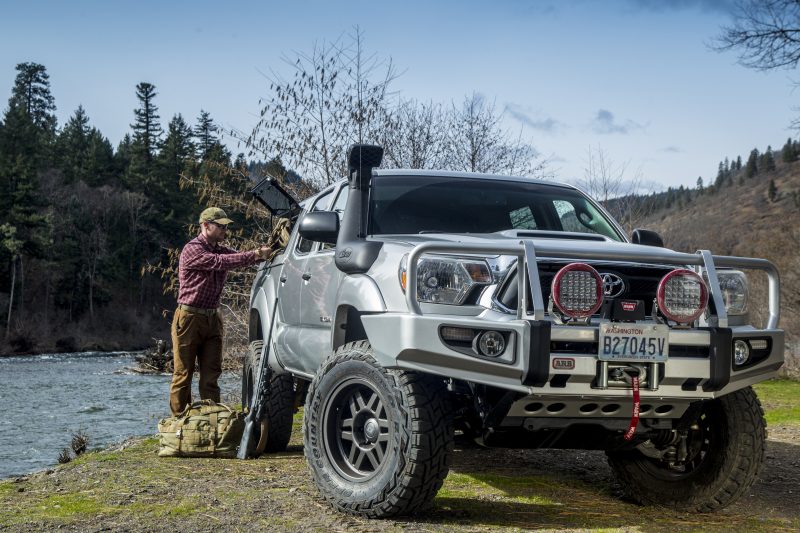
1, 418, 798, 532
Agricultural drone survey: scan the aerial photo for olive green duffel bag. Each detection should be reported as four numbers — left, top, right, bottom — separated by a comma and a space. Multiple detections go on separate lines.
158, 400, 244, 458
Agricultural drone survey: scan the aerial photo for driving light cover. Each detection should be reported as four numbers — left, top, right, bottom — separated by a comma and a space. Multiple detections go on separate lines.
475, 330, 505, 357
399, 254, 492, 305
656, 269, 708, 324
717, 270, 748, 315
551, 263, 603, 318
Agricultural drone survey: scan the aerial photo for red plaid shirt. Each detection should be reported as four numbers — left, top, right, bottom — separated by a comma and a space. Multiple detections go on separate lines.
177, 234, 259, 309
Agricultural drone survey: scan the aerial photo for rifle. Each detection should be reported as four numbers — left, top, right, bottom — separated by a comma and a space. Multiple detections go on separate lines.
238, 297, 279, 459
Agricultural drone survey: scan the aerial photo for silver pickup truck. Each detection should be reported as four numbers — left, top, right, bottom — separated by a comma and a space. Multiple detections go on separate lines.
244, 144, 784, 518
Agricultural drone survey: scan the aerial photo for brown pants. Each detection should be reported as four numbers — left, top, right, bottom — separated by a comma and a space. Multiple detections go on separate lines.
169, 308, 224, 415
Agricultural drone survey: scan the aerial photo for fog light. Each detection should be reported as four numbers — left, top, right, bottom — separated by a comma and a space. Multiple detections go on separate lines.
734, 340, 750, 366
475, 331, 505, 357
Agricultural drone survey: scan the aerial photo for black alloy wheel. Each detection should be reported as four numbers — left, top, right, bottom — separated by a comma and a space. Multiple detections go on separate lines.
323, 378, 391, 481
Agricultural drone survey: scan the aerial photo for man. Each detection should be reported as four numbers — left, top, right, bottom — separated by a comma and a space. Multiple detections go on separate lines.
169, 207, 271, 415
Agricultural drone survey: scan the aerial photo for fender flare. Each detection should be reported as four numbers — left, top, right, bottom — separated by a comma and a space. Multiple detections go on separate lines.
332, 274, 387, 351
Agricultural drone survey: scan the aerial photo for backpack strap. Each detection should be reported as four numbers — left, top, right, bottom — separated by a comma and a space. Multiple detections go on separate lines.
175, 415, 190, 453
209, 411, 218, 453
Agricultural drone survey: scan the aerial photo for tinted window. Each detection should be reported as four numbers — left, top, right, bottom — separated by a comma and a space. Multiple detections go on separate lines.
296, 189, 334, 254
368, 175, 622, 241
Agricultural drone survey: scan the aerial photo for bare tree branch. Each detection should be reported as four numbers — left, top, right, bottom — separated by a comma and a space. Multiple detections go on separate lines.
715, 0, 800, 71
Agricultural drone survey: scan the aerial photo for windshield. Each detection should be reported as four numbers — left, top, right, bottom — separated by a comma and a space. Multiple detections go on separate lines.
368, 175, 623, 241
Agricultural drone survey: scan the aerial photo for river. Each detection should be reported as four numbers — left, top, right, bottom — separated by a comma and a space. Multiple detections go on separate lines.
0, 352, 239, 479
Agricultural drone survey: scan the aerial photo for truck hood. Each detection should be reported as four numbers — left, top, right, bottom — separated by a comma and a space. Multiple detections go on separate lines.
370, 232, 704, 283
374, 232, 690, 265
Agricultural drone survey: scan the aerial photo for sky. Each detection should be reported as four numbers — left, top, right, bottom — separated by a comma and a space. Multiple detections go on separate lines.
1, 0, 797, 190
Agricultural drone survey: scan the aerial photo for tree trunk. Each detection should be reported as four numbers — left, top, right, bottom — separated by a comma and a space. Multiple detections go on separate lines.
89, 256, 96, 321
43, 273, 49, 325
5, 257, 16, 340
18, 255, 24, 322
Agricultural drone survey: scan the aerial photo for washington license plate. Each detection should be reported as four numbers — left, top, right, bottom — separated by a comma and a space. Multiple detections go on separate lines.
598, 322, 669, 362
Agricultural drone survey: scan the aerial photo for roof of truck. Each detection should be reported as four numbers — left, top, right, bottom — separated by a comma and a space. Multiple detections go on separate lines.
374, 169, 579, 190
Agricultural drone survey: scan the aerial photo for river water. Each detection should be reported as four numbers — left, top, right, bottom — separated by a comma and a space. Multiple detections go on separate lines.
0, 352, 239, 479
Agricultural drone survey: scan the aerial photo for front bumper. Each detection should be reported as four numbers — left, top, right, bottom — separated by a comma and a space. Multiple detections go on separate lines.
360, 309, 784, 404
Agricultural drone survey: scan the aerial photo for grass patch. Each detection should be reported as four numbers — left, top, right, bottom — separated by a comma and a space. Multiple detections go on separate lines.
166, 498, 200, 517
0, 481, 14, 496
439, 472, 558, 506
754, 378, 800, 425
36, 493, 116, 519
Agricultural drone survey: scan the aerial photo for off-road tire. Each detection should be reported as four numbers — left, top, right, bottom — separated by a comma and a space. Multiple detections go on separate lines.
242, 340, 295, 453
303, 340, 453, 518
607, 386, 766, 512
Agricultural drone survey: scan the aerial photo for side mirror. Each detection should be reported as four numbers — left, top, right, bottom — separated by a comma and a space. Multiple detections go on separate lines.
631, 228, 664, 247
299, 211, 339, 245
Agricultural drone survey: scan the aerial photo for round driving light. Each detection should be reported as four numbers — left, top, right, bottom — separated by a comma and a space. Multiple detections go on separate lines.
734, 340, 750, 366
656, 269, 708, 324
476, 331, 505, 357
551, 263, 603, 318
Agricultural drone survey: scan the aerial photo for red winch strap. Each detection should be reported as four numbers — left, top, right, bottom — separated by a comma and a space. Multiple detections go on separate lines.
624, 376, 640, 441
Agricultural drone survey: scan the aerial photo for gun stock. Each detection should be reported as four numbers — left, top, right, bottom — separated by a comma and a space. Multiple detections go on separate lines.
238, 298, 279, 459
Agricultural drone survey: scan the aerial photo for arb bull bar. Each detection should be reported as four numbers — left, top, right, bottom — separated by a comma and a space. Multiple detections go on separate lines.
398, 240, 783, 398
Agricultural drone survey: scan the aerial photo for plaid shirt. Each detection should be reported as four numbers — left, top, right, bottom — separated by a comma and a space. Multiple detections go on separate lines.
177, 234, 259, 309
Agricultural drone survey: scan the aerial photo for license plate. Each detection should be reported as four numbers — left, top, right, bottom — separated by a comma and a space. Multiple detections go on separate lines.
598, 322, 669, 362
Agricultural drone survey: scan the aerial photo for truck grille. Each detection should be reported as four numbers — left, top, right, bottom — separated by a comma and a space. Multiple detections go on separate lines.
495, 261, 676, 316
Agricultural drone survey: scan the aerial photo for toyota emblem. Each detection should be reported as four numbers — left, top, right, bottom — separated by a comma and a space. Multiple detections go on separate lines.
600, 273, 625, 298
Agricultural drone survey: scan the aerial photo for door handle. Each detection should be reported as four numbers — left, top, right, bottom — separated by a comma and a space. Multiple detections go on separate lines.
302, 273, 312, 281
280, 276, 287, 283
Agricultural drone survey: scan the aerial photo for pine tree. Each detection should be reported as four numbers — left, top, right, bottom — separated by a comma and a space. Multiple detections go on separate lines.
7, 63, 56, 145
57, 106, 91, 183
762, 146, 776, 172
768, 178, 778, 202
0, 63, 55, 333
114, 134, 133, 176
745, 149, 759, 178
193, 110, 218, 160
156, 114, 196, 235
715, 161, 725, 188
696, 176, 704, 193
160, 114, 195, 178
84, 128, 114, 186
130, 82, 162, 169
782, 137, 797, 163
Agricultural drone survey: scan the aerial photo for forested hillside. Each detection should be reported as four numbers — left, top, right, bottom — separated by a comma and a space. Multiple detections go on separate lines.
0, 63, 281, 355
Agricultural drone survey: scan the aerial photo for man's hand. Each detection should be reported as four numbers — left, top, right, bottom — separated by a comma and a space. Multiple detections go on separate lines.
255, 246, 273, 261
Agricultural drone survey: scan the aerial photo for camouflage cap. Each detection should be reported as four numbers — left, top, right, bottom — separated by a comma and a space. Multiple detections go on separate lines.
199, 207, 234, 225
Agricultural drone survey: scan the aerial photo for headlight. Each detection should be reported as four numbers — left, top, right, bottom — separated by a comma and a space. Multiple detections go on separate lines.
717, 270, 748, 315
399, 254, 492, 305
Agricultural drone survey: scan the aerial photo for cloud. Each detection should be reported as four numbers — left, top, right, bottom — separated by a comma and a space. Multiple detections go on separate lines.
591, 109, 644, 135
625, 0, 734, 14
505, 103, 562, 133
660, 145, 682, 153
